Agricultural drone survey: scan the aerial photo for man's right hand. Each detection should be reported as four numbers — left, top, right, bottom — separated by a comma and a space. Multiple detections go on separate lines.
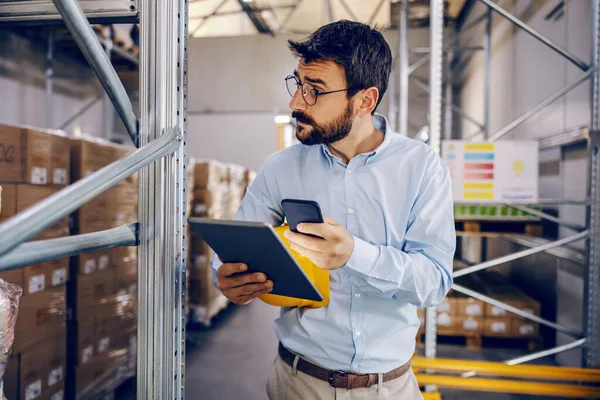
216, 263, 274, 305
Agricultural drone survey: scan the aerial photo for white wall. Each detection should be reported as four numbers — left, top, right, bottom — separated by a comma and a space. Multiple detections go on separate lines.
457, 0, 595, 366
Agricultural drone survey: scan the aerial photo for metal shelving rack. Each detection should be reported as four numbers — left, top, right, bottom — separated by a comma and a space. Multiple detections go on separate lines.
409, 0, 600, 385
0, 0, 187, 399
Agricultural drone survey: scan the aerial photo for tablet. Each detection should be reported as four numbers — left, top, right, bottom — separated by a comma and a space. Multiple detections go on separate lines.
188, 218, 323, 302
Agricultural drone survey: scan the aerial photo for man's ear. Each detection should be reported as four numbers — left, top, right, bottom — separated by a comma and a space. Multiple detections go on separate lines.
356, 87, 380, 118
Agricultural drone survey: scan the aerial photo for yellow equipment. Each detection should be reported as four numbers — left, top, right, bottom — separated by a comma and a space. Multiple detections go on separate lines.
259, 225, 330, 308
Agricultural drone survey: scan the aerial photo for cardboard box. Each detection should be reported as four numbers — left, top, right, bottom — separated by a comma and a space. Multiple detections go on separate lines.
50, 133, 70, 186
435, 297, 456, 315
228, 164, 246, 186
0, 124, 25, 182
456, 298, 484, 317
73, 251, 112, 277
194, 161, 228, 187
442, 140, 539, 203
19, 333, 66, 400
458, 316, 482, 333
435, 312, 456, 330
70, 348, 127, 396
0, 183, 17, 220
23, 128, 53, 185
484, 318, 512, 337
512, 320, 539, 337
13, 287, 66, 353
68, 321, 95, 366
0, 268, 25, 289
76, 203, 137, 234
4, 352, 19, 400
16, 185, 69, 237
485, 300, 541, 320
23, 260, 69, 296
190, 233, 211, 257
115, 259, 137, 296
68, 268, 116, 321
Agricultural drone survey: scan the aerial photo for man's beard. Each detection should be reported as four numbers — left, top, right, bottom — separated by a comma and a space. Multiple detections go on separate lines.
292, 102, 354, 146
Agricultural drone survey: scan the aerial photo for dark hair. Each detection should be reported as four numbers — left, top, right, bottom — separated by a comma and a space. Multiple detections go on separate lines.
288, 20, 392, 114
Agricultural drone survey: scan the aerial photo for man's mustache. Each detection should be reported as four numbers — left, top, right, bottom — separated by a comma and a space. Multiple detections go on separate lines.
292, 111, 315, 125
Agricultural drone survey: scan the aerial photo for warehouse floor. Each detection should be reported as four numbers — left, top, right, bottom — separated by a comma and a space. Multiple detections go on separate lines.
185, 302, 551, 400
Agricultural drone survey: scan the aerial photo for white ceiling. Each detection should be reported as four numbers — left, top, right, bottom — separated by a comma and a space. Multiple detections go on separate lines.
188, 0, 391, 38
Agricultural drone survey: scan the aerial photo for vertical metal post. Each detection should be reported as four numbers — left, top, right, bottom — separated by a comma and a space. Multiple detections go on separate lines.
103, 38, 114, 140
398, 0, 409, 136
425, 0, 444, 373
428, 0, 444, 154
388, 58, 397, 131
444, 59, 453, 139
138, 0, 187, 397
45, 31, 54, 128
483, 6, 492, 139
584, 0, 600, 369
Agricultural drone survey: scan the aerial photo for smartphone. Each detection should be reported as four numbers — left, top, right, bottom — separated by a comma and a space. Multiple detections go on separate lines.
281, 199, 324, 236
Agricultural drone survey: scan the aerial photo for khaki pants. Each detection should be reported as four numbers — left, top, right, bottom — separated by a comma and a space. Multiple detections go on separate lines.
266, 355, 423, 400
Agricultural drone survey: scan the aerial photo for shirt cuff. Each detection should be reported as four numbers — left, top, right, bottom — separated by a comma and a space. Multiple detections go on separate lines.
344, 236, 380, 277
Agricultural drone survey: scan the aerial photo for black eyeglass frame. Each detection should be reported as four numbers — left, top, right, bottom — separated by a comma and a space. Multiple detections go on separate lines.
285, 75, 358, 106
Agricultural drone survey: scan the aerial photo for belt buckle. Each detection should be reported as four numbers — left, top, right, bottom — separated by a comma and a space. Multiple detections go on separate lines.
328, 370, 346, 387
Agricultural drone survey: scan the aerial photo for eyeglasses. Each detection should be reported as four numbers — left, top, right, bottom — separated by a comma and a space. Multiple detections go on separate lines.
285, 75, 352, 106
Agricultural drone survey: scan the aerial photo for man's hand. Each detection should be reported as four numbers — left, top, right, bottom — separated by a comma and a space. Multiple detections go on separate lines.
216, 263, 274, 305
284, 216, 355, 270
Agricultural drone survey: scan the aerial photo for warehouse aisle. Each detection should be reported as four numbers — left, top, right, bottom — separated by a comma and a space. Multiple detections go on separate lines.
185, 301, 280, 399
185, 303, 551, 400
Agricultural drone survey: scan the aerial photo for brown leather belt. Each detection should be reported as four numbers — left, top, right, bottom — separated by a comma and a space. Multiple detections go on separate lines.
278, 343, 410, 390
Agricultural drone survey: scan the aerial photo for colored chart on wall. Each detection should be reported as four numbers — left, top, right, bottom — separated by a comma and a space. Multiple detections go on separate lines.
442, 140, 538, 203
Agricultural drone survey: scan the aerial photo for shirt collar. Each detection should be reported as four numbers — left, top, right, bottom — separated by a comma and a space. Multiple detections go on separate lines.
320, 113, 397, 165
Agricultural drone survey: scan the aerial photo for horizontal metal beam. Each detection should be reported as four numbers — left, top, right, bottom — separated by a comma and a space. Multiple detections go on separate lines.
539, 125, 590, 150
503, 235, 586, 266
452, 284, 583, 337
413, 351, 599, 381
0, 127, 181, 258
410, 46, 483, 54
505, 203, 587, 232
0, 223, 138, 271
415, 374, 600, 398
53, 0, 139, 146
479, 0, 589, 71
453, 230, 589, 277
0, 0, 137, 24
461, 338, 588, 378
489, 67, 597, 142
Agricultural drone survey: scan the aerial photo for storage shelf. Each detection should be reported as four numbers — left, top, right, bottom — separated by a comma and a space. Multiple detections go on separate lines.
0, 0, 138, 24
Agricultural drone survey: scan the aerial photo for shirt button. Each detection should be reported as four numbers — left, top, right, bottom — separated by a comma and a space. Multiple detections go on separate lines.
354, 293, 361, 299
355, 331, 361, 337
347, 169, 353, 174
348, 208, 354, 215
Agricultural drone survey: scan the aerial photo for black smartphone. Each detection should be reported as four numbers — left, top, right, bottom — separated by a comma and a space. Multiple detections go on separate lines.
281, 199, 324, 236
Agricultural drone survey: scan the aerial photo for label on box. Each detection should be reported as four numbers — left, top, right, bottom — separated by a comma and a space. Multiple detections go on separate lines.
491, 307, 507, 317
519, 324, 535, 336
491, 321, 507, 333
29, 274, 45, 294
193, 255, 208, 267
436, 313, 452, 327
99, 255, 110, 270
118, 288, 128, 296
52, 268, 67, 286
465, 304, 481, 316
84, 259, 97, 274
522, 307, 536, 315
48, 366, 63, 386
31, 167, 47, 185
25, 379, 42, 400
53, 168, 67, 185
116, 212, 126, 225
463, 319, 479, 330
436, 300, 450, 313
50, 391, 64, 400
194, 204, 207, 215
82, 345, 93, 364
98, 337, 110, 353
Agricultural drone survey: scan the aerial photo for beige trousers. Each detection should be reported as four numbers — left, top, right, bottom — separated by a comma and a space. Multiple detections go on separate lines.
266, 355, 423, 400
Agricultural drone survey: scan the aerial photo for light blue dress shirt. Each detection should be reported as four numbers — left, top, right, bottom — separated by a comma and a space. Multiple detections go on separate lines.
211, 114, 455, 374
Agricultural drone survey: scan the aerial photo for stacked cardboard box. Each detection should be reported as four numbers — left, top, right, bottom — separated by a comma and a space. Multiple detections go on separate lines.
192, 160, 229, 220
227, 164, 246, 219
0, 124, 71, 400
418, 273, 540, 342
66, 137, 138, 398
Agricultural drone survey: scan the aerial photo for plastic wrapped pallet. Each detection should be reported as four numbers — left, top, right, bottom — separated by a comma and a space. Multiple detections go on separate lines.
0, 278, 22, 400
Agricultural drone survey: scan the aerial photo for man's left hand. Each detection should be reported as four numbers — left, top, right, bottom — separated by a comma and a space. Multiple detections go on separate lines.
283, 216, 355, 270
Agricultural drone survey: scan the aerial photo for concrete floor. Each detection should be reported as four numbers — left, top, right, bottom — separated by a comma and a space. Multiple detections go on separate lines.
184, 301, 553, 400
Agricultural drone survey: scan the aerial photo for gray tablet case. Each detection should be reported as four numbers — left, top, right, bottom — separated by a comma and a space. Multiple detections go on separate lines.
188, 218, 323, 302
